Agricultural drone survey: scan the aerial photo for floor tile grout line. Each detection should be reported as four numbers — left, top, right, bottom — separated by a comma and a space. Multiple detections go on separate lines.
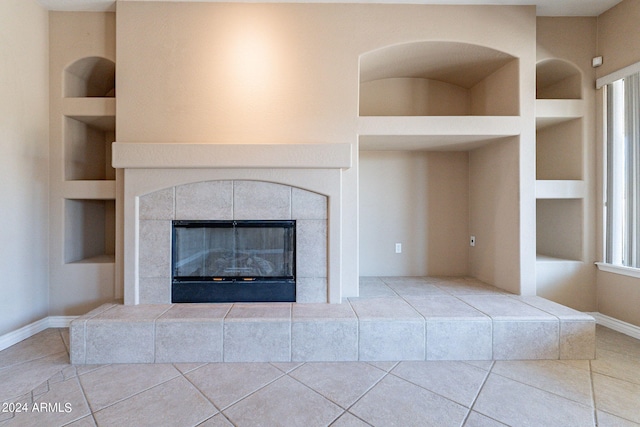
284, 361, 384, 411
0, 348, 69, 374
71, 373, 100, 427
596, 409, 640, 426
179, 369, 231, 425
200, 411, 238, 427
58, 329, 71, 358
84, 367, 183, 415
384, 363, 481, 411
214, 370, 288, 413
340, 362, 395, 419
283, 372, 351, 422
591, 369, 640, 387
460, 360, 495, 426
589, 359, 599, 427
335, 410, 375, 427
488, 365, 597, 408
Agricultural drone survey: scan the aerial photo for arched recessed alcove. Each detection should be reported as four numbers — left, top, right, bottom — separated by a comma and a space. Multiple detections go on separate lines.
359, 41, 519, 116
536, 59, 582, 100
64, 56, 115, 97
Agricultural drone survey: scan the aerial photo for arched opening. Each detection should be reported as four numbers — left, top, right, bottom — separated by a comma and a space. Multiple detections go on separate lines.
359, 41, 519, 116
536, 59, 582, 99
64, 56, 115, 97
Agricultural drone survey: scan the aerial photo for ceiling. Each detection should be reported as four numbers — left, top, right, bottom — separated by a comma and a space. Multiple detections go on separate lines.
36, 0, 622, 17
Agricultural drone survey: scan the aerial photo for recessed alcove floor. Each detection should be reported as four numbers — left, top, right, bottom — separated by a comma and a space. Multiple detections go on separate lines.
69, 277, 596, 365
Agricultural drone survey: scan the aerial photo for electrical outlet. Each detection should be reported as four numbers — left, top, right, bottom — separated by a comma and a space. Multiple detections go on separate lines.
470, 236, 476, 247
395, 243, 402, 253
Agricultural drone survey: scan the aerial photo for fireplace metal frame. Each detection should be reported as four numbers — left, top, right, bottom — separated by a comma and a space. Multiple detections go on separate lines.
171, 220, 296, 303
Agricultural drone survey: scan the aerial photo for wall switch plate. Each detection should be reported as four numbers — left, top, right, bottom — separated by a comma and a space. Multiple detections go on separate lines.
470, 236, 476, 247
395, 243, 402, 253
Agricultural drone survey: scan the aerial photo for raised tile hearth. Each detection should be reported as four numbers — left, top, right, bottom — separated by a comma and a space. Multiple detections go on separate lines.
70, 277, 595, 364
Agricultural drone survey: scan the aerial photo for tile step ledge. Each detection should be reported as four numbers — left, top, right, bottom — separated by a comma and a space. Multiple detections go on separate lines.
70, 299, 596, 364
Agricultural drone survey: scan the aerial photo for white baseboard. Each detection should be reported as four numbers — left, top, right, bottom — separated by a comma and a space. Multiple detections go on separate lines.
48, 316, 78, 328
0, 316, 78, 352
589, 312, 640, 340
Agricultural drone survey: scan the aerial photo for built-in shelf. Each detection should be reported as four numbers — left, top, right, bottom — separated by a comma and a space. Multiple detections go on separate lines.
65, 57, 115, 98
68, 254, 115, 265
65, 116, 115, 181
536, 118, 583, 181
62, 180, 116, 199
537, 198, 583, 262
360, 41, 519, 117
62, 97, 116, 131
64, 199, 116, 264
358, 116, 521, 151
536, 99, 585, 129
536, 59, 582, 100
536, 180, 585, 199
536, 254, 584, 263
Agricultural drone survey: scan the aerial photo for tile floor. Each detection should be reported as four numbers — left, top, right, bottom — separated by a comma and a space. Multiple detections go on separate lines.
0, 286, 638, 426
1, 327, 639, 426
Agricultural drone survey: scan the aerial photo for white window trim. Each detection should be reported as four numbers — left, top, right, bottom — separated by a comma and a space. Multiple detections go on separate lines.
595, 262, 640, 279
597, 60, 640, 88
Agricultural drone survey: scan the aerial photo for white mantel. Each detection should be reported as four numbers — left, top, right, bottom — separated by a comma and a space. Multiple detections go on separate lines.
112, 142, 352, 169
113, 143, 352, 305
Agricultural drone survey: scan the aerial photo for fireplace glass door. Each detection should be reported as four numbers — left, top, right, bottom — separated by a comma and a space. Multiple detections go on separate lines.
172, 220, 295, 302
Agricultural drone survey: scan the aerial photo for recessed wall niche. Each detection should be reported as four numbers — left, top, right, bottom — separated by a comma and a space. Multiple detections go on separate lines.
536, 198, 583, 261
65, 199, 116, 263
536, 118, 583, 180
536, 59, 582, 100
64, 117, 115, 181
64, 57, 115, 97
359, 41, 519, 116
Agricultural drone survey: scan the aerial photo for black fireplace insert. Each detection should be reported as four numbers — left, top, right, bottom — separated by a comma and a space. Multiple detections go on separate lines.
171, 220, 295, 303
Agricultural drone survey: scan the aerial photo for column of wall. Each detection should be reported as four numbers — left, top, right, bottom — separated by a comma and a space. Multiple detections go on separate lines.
49, 12, 117, 315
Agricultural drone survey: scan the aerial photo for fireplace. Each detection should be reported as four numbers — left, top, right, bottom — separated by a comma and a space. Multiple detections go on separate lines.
172, 220, 296, 302
112, 142, 353, 304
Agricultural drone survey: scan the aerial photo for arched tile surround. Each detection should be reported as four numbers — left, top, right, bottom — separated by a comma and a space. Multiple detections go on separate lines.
138, 180, 328, 303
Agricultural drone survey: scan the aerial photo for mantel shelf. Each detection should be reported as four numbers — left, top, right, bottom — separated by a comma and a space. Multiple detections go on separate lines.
358, 116, 521, 151
112, 143, 353, 170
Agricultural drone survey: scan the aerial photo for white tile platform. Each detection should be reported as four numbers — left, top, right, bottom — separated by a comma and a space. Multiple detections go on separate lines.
70, 277, 595, 364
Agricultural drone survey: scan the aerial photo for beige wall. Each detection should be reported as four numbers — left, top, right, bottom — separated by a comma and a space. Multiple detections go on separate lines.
360, 78, 471, 116
0, 0, 49, 334
596, 0, 640, 79
597, 270, 640, 326
359, 151, 469, 276
595, 0, 640, 325
469, 138, 521, 293
116, 2, 536, 295
116, 3, 534, 144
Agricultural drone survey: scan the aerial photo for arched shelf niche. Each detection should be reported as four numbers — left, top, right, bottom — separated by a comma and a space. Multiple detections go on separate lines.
536, 59, 582, 100
64, 56, 115, 98
359, 41, 519, 117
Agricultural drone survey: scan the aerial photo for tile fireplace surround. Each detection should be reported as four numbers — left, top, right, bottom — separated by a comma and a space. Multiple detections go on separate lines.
138, 180, 328, 304
113, 142, 353, 305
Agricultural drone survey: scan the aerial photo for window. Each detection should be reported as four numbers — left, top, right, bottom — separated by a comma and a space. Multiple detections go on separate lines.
604, 72, 640, 268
